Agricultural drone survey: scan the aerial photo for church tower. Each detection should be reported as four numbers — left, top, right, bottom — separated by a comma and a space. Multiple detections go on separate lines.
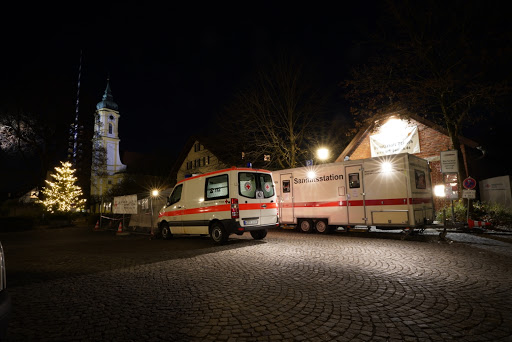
90, 79, 126, 203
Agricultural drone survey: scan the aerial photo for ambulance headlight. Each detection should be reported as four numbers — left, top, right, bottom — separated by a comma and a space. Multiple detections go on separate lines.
307, 171, 316, 179
381, 162, 393, 173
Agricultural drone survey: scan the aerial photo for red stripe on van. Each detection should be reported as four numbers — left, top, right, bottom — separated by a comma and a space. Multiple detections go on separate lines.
239, 203, 278, 210
280, 198, 431, 208
158, 202, 279, 218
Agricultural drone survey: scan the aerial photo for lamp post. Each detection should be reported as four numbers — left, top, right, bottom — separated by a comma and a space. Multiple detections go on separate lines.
150, 189, 159, 237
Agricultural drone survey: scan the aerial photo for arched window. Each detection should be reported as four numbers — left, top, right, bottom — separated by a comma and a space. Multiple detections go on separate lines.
108, 123, 113, 134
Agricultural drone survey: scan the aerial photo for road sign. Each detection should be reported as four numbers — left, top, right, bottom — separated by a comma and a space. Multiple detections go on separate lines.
462, 189, 476, 199
463, 177, 476, 190
440, 150, 458, 173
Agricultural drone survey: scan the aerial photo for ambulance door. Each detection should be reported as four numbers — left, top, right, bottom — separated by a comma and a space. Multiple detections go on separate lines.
238, 172, 276, 228
345, 165, 366, 225
279, 173, 294, 223
165, 184, 184, 234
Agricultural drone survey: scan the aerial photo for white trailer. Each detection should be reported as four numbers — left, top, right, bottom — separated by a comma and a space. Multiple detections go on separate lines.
272, 153, 434, 233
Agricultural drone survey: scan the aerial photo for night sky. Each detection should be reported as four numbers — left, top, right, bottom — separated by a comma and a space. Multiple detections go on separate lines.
2, 2, 510, 191
1, 3, 379, 159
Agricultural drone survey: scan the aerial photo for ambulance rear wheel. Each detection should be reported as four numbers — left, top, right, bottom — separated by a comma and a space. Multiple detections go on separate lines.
210, 222, 228, 245
315, 220, 329, 234
250, 229, 267, 240
299, 219, 313, 233
160, 222, 172, 240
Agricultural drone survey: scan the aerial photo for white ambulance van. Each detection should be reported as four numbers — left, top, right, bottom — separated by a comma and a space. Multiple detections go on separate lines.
157, 167, 278, 244
272, 153, 434, 233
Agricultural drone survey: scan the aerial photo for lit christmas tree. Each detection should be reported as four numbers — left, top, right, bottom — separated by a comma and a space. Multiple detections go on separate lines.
39, 161, 87, 213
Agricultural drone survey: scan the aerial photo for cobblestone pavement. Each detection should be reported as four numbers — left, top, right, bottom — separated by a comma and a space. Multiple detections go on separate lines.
2, 227, 512, 341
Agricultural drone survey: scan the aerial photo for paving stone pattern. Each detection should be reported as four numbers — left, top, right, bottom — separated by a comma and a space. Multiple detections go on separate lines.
5, 230, 512, 341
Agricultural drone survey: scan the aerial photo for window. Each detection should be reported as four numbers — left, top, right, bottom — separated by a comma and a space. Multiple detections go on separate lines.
239, 172, 274, 198
205, 174, 229, 200
282, 180, 291, 193
415, 170, 426, 189
108, 123, 113, 134
349, 173, 360, 188
168, 184, 183, 205
194, 143, 201, 152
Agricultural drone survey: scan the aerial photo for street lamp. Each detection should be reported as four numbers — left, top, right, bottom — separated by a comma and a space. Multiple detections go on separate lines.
150, 189, 159, 237
317, 148, 329, 161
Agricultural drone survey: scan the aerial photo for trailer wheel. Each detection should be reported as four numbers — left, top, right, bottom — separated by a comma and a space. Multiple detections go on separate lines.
210, 222, 228, 245
160, 222, 172, 240
315, 220, 329, 234
299, 219, 314, 233
250, 229, 267, 240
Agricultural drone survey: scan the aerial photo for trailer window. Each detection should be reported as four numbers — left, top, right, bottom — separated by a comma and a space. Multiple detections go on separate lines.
414, 170, 426, 189
205, 174, 229, 200
349, 173, 360, 188
282, 180, 291, 193
239, 172, 274, 198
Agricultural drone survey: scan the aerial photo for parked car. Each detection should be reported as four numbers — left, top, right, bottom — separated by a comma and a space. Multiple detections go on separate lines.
0, 241, 11, 340
157, 167, 278, 244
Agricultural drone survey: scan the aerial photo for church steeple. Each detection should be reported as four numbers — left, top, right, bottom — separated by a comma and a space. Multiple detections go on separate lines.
90, 77, 126, 203
96, 78, 119, 111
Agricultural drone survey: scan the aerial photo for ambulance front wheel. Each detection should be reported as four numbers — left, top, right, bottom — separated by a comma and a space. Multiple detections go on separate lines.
160, 222, 173, 240
210, 222, 228, 245
250, 229, 267, 240
299, 219, 314, 233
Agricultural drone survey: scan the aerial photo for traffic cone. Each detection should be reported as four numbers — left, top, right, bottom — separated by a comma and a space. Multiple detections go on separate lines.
94, 220, 99, 231
468, 219, 491, 229
116, 221, 129, 236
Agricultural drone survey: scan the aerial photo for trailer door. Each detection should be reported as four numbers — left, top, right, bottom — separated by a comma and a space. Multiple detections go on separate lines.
279, 173, 294, 223
346, 165, 366, 225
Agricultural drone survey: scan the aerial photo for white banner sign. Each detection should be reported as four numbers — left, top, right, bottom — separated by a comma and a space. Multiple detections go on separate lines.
113, 194, 138, 214
370, 125, 420, 157
440, 150, 459, 173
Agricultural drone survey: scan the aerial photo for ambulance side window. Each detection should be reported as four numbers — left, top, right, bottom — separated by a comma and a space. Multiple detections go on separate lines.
349, 173, 360, 188
205, 174, 229, 200
169, 184, 183, 205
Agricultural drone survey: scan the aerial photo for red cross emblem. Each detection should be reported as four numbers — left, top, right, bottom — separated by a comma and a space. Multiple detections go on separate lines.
245, 182, 252, 191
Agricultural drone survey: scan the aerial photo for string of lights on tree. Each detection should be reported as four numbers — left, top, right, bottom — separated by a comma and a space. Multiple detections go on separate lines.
39, 161, 86, 213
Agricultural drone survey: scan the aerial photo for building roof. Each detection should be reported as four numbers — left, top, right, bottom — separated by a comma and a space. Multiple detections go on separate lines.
96, 79, 119, 111
169, 135, 230, 178
336, 111, 480, 162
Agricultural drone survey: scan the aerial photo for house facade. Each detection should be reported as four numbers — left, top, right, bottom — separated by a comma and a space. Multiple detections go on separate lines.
173, 137, 229, 183
335, 113, 480, 211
